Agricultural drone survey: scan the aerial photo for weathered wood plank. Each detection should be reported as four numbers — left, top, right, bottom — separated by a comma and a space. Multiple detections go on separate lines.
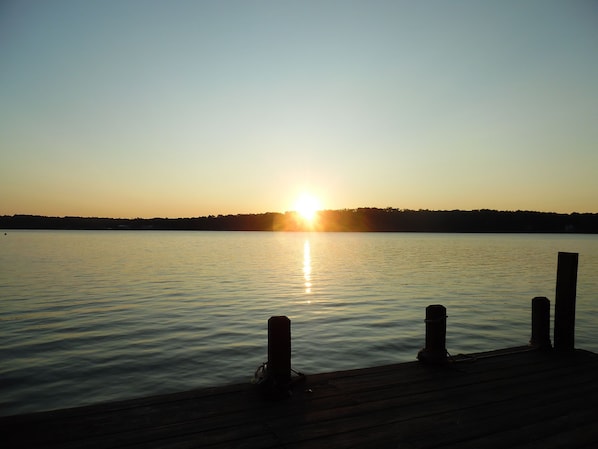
2, 348, 597, 449
271, 375, 598, 448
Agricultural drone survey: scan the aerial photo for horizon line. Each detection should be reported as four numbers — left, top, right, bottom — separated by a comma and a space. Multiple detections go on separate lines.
2, 207, 598, 221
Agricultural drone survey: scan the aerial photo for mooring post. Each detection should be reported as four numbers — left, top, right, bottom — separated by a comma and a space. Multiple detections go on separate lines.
417, 304, 447, 364
267, 316, 291, 392
530, 296, 551, 349
554, 252, 579, 352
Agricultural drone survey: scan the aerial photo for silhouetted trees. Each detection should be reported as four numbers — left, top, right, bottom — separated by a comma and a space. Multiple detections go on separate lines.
1, 209, 597, 233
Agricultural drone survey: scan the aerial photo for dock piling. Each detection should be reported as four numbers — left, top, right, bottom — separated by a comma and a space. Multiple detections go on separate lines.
554, 252, 579, 352
530, 296, 551, 349
417, 304, 447, 364
266, 316, 291, 397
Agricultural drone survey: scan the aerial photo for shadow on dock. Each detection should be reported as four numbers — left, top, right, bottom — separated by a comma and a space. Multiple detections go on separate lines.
2, 347, 598, 448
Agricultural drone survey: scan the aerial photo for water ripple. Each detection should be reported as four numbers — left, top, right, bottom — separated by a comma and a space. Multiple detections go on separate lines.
1, 231, 597, 415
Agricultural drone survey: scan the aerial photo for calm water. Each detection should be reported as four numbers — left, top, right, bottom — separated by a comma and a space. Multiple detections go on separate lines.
1, 230, 597, 416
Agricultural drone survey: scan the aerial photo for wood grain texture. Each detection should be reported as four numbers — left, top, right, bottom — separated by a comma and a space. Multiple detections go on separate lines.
2, 347, 597, 449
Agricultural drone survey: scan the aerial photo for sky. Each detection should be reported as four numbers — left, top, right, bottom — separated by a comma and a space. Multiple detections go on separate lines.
1, 0, 597, 218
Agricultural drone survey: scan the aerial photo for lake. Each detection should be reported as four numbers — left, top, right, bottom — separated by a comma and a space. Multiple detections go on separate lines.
1, 230, 597, 416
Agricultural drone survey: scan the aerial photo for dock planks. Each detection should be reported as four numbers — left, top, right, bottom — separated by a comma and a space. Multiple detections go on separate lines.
2, 347, 598, 449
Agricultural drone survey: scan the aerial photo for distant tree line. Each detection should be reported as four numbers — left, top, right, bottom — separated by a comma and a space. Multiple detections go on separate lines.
2, 209, 597, 233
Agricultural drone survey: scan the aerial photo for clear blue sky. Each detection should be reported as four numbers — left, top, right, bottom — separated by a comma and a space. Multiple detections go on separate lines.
1, 0, 597, 218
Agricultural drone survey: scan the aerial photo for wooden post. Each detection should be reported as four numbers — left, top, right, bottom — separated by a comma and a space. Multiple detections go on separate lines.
554, 252, 578, 352
530, 296, 551, 349
417, 305, 447, 364
267, 316, 291, 392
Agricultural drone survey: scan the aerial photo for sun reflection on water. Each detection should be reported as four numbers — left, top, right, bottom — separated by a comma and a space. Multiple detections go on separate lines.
303, 239, 312, 296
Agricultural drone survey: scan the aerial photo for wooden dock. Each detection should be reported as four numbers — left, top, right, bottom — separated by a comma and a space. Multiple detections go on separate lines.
2, 346, 598, 449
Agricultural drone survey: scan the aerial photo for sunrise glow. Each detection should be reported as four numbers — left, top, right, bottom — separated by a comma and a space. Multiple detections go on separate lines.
295, 194, 321, 223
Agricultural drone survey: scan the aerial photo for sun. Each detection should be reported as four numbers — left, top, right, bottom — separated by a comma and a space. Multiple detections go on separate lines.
294, 193, 321, 223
